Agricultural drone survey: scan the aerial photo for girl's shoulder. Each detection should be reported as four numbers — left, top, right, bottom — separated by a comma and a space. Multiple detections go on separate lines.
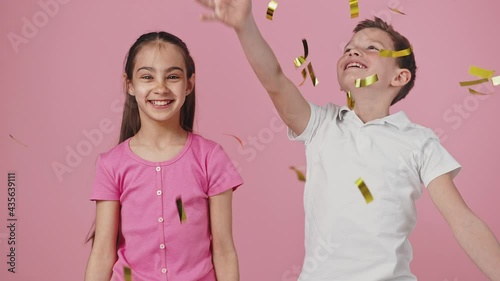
190, 133, 217, 147
96, 138, 131, 166
189, 133, 228, 156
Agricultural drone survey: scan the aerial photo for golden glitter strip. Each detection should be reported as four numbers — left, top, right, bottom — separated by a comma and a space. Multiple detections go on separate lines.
290, 166, 306, 182
459, 78, 489, 87
491, 76, 500, 86
347, 91, 355, 110
349, 0, 359, 18
389, 7, 406, 15
355, 73, 378, 87
355, 178, 373, 204
469, 66, 495, 79
9, 134, 28, 147
176, 197, 187, 223
224, 134, 244, 147
266, 0, 278, 20
379, 47, 412, 58
293, 39, 309, 68
294, 56, 307, 68
307, 63, 319, 86
468, 88, 491, 95
124, 266, 132, 281
298, 68, 308, 86
298, 63, 319, 86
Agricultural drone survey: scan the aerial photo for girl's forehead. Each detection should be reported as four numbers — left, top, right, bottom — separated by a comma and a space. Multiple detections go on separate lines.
134, 42, 186, 69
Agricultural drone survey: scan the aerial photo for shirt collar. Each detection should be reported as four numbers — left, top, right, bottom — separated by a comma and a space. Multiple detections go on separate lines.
337, 105, 411, 129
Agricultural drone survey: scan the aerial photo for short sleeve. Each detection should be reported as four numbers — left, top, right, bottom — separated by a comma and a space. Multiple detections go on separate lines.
90, 155, 120, 201
206, 144, 243, 197
419, 138, 461, 187
288, 102, 339, 145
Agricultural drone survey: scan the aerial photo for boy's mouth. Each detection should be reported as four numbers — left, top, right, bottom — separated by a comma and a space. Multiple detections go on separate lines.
345, 62, 367, 70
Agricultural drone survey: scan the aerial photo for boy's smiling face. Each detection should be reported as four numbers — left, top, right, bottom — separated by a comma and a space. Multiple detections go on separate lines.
337, 28, 409, 98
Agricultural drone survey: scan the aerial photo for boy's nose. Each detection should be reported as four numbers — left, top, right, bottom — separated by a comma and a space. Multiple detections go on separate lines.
349, 48, 361, 56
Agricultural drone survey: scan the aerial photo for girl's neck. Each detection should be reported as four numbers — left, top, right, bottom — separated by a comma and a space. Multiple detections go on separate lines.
134, 121, 188, 150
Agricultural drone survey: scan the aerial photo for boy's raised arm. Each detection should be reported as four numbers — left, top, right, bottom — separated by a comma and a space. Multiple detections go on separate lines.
197, 0, 310, 136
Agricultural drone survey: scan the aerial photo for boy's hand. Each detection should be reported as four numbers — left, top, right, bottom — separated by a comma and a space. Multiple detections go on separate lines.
196, 0, 252, 31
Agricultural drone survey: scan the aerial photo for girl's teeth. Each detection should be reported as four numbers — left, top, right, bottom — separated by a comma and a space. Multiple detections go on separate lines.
152, 100, 169, 106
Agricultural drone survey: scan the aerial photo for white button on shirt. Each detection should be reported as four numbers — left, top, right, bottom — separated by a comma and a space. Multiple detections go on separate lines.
155, 166, 161, 172
156, 190, 162, 196
289, 102, 461, 281
158, 217, 164, 223
161, 268, 167, 274
160, 244, 165, 249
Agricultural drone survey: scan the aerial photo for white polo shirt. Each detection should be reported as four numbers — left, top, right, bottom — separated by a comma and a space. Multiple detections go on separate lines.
289, 102, 461, 281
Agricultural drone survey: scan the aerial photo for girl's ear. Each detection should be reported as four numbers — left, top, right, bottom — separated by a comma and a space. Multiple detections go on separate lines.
391, 68, 411, 87
186, 74, 196, 96
124, 73, 134, 96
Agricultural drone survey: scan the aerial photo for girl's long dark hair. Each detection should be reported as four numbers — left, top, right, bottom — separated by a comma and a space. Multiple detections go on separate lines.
120, 31, 196, 142
86, 31, 196, 244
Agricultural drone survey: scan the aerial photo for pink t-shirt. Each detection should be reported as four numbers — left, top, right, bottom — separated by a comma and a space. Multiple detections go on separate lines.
90, 133, 243, 281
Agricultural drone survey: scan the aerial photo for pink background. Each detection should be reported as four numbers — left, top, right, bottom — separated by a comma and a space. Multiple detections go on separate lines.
1, 0, 499, 280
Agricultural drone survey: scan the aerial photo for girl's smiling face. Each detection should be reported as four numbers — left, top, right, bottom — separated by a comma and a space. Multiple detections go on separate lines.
127, 42, 195, 127
337, 28, 404, 94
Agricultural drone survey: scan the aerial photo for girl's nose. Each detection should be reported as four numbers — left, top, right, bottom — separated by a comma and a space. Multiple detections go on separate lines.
154, 80, 169, 95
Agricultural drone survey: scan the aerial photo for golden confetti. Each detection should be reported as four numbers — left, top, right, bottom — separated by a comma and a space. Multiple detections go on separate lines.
307, 63, 319, 86
492, 76, 500, 86
389, 7, 405, 15
459, 66, 498, 91
346, 91, 355, 110
355, 177, 373, 204
293, 39, 319, 87
469, 66, 495, 79
298, 68, 308, 86
379, 47, 412, 58
224, 134, 244, 147
298, 63, 319, 87
124, 266, 132, 281
266, 0, 278, 20
9, 134, 28, 148
468, 88, 491, 95
459, 78, 489, 87
294, 56, 306, 68
355, 74, 378, 88
290, 166, 306, 182
349, 0, 359, 18
293, 39, 309, 68
176, 197, 187, 223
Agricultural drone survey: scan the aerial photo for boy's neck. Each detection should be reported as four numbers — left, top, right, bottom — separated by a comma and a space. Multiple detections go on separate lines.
352, 100, 391, 123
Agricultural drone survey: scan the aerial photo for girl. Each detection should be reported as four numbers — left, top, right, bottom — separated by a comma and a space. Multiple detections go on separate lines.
84, 31, 243, 281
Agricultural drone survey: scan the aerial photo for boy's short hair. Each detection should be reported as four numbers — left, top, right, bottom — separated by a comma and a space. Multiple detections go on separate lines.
354, 17, 417, 105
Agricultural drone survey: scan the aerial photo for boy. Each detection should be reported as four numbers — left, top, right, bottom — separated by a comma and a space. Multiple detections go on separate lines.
196, 0, 500, 280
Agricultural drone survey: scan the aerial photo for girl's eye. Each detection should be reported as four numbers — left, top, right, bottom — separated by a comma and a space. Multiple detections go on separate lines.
141, 75, 153, 80
367, 45, 379, 51
344, 48, 351, 53
167, 75, 180, 80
